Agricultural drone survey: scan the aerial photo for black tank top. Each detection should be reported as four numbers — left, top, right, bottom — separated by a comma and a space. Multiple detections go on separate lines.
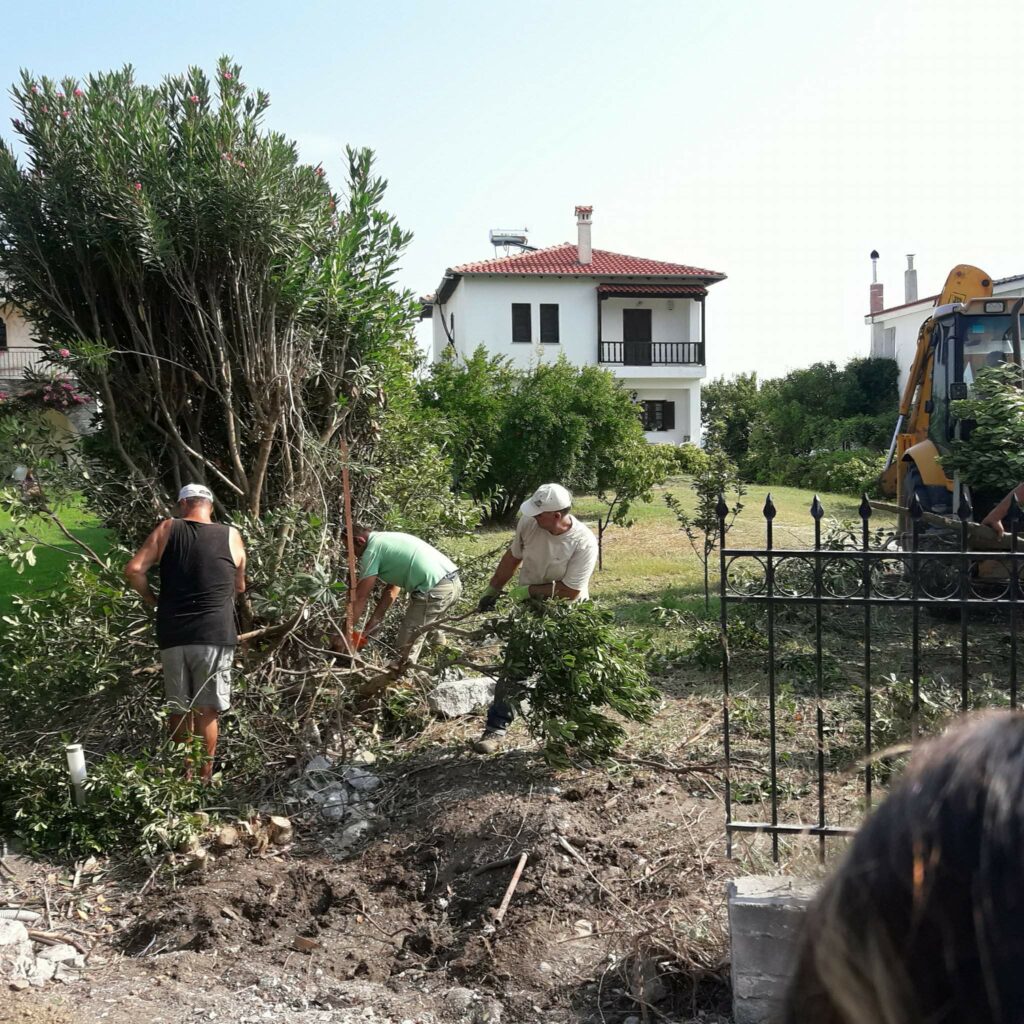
156, 520, 238, 649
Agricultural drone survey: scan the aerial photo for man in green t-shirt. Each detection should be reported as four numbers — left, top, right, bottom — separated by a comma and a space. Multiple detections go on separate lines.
344, 524, 461, 665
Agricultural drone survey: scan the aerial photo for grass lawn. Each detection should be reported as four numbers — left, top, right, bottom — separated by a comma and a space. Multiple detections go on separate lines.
0, 502, 116, 617
447, 479, 889, 627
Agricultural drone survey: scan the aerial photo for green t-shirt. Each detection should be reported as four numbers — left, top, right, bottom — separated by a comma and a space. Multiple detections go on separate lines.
358, 532, 456, 593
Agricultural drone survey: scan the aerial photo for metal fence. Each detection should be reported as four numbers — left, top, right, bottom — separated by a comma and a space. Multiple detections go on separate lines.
0, 346, 46, 377
717, 491, 1023, 861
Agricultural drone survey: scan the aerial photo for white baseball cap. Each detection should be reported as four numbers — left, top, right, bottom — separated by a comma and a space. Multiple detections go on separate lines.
178, 483, 214, 502
519, 483, 572, 518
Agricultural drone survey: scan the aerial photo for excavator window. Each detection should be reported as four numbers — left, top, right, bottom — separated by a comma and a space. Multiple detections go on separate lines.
961, 315, 1016, 387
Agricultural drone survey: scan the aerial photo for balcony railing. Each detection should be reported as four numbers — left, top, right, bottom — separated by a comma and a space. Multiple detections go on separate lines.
598, 340, 704, 366
0, 346, 47, 377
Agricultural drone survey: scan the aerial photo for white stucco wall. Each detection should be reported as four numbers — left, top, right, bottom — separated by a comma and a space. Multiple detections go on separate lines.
623, 382, 698, 446
1, 305, 39, 348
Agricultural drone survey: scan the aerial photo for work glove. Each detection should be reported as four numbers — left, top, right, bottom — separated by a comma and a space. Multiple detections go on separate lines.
477, 585, 501, 613
509, 585, 531, 603
350, 630, 368, 651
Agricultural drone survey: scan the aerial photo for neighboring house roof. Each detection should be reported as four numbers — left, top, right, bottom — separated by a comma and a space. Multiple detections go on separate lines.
450, 242, 725, 279
596, 283, 707, 298
867, 272, 1024, 319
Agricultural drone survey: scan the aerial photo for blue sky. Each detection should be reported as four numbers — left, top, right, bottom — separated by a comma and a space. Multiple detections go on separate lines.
4, 0, 1024, 380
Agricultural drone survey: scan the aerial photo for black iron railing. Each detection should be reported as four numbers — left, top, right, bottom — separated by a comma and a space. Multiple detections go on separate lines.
598, 340, 704, 365
718, 491, 1023, 862
0, 347, 46, 376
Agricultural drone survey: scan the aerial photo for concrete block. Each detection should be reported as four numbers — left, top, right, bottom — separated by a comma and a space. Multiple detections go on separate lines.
427, 676, 496, 718
728, 875, 818, 1024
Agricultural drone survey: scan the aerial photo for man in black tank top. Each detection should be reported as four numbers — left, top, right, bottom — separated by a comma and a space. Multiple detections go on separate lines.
125, 484, 246, 782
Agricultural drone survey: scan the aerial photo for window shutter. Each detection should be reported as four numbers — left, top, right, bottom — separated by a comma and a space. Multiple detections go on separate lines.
639, 401, 652, 431
511, 303, 531, 343
663, 402, 676, 431
0, 319, 6, 349
540, 304, 560, 344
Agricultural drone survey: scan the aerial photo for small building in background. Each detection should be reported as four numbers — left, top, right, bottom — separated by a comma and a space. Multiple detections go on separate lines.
865, 254, 1024, 394
421, 206, 726, 446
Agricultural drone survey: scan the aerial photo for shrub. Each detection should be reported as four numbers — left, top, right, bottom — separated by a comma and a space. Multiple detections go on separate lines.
671, 443, 710, 476
489, 601, 658, 764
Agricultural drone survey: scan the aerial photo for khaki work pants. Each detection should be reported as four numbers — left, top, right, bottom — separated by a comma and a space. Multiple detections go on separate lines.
396, 576, 462, 664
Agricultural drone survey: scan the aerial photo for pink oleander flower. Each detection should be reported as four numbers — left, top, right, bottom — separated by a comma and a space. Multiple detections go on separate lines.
236, 159, 246, 168
61, 111, 70, 118
189, 94, 200, 103
57, 92, 64, 99
315, 167, 324, 177
73, 88, 84, 98
58, 348, 70, 358
223, 72, 233, 80
134, 182, 142, 191
30, 85, 38, 94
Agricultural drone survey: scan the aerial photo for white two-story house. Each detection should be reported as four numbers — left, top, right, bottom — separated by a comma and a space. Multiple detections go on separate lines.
421, 206, 726, 445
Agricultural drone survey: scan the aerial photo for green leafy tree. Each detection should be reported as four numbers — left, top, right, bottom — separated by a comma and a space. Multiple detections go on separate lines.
701, 371, 760, 469
593, 438, 673, 569
664, 448, 746, 610
943, 363, 1024, 496
421, 347, 646, 520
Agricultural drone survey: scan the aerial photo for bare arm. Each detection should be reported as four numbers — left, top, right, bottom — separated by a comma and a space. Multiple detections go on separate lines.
124, 520, 171, 609
364, 584, 401, 635
982, 482, 1024, 537
489, 550, 523, 591
348, 574, 379, 629
230, 528, 247, 593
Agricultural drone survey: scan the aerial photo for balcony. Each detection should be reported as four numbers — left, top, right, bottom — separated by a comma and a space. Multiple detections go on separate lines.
0, 346, 46, 378
598, 340, 704, 366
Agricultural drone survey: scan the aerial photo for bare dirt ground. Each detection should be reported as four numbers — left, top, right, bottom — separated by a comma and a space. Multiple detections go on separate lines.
1, 705, 733, 1024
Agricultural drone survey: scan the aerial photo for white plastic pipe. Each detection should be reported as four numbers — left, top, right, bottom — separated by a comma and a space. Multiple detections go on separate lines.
65, 744, 87, 806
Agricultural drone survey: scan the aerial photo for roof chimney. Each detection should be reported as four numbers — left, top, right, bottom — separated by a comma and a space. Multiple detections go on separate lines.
904, 254, 918, 304
575, 205, 593, 266
869, 250, 883, 314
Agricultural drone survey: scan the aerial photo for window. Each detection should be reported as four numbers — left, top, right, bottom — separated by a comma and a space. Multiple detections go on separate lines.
640, 400, 675, 432
511, 303, 531, 343
539, 303, 559, 344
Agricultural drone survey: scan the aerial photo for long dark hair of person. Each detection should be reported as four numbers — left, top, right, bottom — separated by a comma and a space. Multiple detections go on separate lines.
782, 711, 1024, 1024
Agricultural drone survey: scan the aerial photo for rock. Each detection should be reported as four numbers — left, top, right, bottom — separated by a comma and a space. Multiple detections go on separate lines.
473, 1001, 502, 1024
304, 755, 334, 775
573, 919, 593, 937
427, 677, 496, 718
538, 961, 553, 973
351, 750, 376, 765
53, 962, 82, 984
321, 803, 348, 822
623, 1017, 641, 1024
214, 826, 239, 849
443, 986, 477, 1014
311, 783, 349, 807
340, 820, 372, 847
26, 957, 56, 986
9, 977, 29, 991
36, 943, 79, 964
0, 920, 29, 947
341, 768, 381, 794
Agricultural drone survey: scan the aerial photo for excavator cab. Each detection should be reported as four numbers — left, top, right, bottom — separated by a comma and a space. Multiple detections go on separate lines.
881, 265, 1023, 520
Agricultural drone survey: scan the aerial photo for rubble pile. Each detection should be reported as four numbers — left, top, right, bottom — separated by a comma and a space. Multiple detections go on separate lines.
0, 918, 85, 990
289, 756, 384, 851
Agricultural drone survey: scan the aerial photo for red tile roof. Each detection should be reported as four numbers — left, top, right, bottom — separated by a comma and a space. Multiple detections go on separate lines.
597, 283, 706, 298
451, 243, 725, 279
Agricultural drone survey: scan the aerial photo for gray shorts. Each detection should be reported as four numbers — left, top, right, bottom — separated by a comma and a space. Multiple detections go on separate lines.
160, 644, 234, 712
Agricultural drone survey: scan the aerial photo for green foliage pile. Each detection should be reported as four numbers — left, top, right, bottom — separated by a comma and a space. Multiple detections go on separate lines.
420, 347, 649, 520
489, 601, 659, 764
701, 358, 898, 493
0, 748, 207, 858
943, 363, 1024, 496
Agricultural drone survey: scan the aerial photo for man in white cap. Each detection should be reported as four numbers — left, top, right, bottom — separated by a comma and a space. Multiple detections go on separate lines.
473, 482, 598, 753
125, 484, 246, 782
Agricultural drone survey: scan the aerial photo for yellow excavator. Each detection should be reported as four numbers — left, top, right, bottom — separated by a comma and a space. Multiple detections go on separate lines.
879, 264, 1023, 522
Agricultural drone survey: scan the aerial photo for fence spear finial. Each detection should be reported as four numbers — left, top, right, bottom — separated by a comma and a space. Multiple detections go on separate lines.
763, 493, 776, 520
909, 493, 924, 520
716, 494, 729, 519
811, 495, 824, 520
859, 493, 872, 521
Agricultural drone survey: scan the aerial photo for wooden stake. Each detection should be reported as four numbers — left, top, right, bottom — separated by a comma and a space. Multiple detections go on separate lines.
492, 852, 529, 924
339, 437, 357, 643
